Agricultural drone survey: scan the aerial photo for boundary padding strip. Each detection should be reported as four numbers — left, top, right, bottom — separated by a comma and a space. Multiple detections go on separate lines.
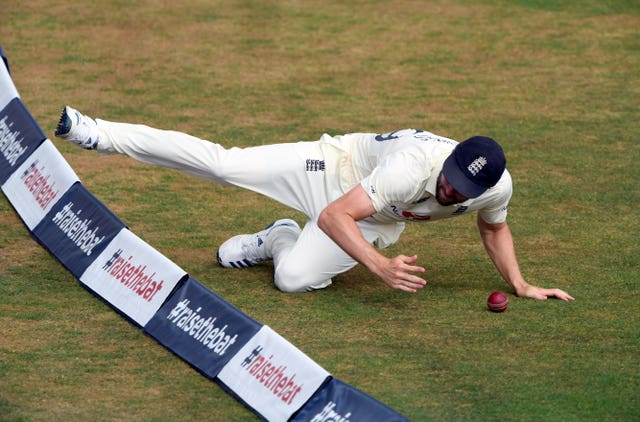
0, 45, 409, 422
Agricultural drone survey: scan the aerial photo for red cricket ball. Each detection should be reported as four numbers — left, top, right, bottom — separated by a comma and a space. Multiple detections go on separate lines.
487, 291, 509, 312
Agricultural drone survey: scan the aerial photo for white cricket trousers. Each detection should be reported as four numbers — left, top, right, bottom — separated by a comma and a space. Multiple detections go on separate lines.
95, 119, 384, 292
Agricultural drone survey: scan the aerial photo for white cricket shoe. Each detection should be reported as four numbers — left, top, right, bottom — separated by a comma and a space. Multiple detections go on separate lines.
54, 105, 99, 149
217, 219, 300, 269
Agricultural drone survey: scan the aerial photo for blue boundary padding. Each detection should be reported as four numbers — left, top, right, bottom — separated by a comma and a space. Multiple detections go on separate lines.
0, 43, 410, 422
32, 182, 127, 278
291, 377, 410, 422
77, 272, 190, 331
144, 276, 263, 380
0, 97, 47, 185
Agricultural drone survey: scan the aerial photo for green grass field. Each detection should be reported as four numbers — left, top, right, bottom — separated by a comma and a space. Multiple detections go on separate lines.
1, 1, 638, 420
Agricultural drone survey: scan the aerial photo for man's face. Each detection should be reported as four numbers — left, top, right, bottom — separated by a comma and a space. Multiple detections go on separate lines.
435, 171, 469, 206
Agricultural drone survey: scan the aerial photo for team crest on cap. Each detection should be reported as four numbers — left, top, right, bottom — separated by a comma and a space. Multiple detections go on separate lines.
467, 156, 488, 176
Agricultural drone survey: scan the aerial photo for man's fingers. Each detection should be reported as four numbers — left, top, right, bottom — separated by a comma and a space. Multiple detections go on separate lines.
404, 263, 426, 274
525, 287, 575, 301
403, 254, 419, 264
397, 279, 425, 293
550, 288, 575, 301
401, 256, 426, 291
397, 272, 427, 293
387, 271, 426, 293
399, 254, 426, 273
384, 254, 427, 293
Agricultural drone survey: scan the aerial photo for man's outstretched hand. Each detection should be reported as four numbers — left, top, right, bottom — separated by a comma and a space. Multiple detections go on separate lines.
378, 254, 427, 293
517, 284, 575, 301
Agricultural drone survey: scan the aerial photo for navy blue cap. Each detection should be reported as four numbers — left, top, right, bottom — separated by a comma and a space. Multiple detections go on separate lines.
442, 136, 506, 199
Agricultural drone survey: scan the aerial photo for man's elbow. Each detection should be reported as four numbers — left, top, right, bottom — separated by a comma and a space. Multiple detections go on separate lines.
317, 207, 332, 233
477, 216, 508, 234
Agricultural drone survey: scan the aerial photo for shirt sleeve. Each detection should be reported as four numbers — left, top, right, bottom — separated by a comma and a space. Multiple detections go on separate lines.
477, 170, 513, 224
360, 151, 427, 213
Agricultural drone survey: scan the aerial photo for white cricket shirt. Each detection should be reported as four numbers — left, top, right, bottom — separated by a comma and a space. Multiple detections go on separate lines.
320, 129, 512, 246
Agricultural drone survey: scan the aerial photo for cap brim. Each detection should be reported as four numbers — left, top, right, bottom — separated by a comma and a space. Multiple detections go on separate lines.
442, 154, 487, 199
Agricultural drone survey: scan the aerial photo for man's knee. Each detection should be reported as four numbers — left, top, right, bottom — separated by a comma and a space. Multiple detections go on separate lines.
273, 262, 330, 293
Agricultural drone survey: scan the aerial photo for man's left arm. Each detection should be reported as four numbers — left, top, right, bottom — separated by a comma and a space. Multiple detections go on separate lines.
477, 215, 574, 301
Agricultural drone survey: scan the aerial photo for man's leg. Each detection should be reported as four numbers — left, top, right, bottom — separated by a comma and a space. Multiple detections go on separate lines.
56, 108, 376, 292
95, 119, 328, 215
270, 219, 388, 292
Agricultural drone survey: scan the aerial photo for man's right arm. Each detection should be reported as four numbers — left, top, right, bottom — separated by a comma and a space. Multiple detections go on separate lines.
317, 184, 427, 293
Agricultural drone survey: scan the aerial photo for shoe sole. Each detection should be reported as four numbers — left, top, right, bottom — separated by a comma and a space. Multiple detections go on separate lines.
54, 107, 72, 137
216, 251, 257, 269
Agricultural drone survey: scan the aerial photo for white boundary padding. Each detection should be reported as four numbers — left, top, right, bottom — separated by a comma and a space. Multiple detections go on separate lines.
218, 325, 331, 421
79, 228, 187, 327
2, 139, 79, 230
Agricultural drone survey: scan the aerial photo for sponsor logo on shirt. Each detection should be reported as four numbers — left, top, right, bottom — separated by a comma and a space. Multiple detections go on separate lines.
402, 211, 431, 221
452, 205, 468, 215
305, 159, 325, 171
